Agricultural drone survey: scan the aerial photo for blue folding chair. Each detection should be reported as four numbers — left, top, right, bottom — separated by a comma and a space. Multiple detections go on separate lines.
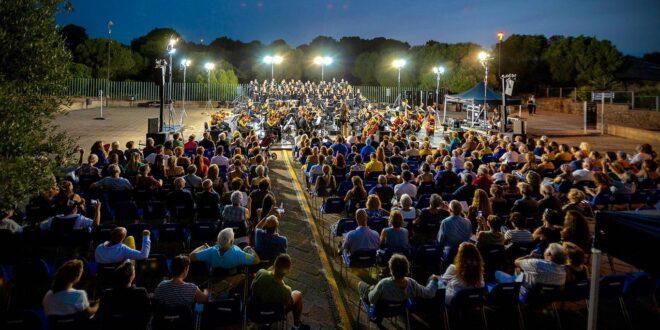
358, 298, 412, 330
341, 249, 377, 279
486, 282, 525, 330
320, 197, 346, 237
600, 275, 632, 329
330, 218, 358, 252
415, 194, 432, 209
445, 287, 488, 330
368, 217, 388, 234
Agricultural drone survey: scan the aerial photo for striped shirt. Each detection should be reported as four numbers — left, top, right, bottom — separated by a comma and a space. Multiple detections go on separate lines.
153, 280, 198, 310
504, 229, 533, 244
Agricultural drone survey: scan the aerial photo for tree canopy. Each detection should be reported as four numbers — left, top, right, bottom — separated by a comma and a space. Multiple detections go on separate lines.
0, 0, 75, 209
60, 23, 634, 93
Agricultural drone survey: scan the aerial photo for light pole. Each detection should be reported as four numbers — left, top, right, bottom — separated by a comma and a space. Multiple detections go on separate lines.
478, 51, 492, 126
497, 32, 504, 79
392, 59, 406, 107
314, 56, 333, 81
263, 55, 283, 80
180, 59, 191, 125
432, 65, 445, 132
97, 20, 113, 120
204, 62, 215, 109
166, 37, 177, 127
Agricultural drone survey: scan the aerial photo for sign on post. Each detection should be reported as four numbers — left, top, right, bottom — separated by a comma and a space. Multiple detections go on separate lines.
591, 92, 614, 101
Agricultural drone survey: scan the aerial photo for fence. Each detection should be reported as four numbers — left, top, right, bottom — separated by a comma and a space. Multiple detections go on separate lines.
536, 86, 659, 111
64, 78, 448, 105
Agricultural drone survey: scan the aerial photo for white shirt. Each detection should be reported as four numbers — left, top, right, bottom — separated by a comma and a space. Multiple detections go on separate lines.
42, 289, 89, 316
500, 151, 519, 164
211, 155, 230, 168
144, 153, 169, 164
572, 169, 594, 183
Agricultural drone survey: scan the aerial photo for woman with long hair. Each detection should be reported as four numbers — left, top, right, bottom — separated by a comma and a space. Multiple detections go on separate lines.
441, 242, 485, 304
206, 164, 225, 193
344, 176, 368, 214
365, 194, 389, 218
43, 259, 99, 316
165, 156, 185, 177
125, 152, 144, 178
315, 165, 336, 197
471, 188, 493, 218
561, 210, 591, 252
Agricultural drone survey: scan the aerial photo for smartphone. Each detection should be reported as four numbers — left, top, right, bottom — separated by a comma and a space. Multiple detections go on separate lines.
477, 211, 483, 219
90, 199, 98, 205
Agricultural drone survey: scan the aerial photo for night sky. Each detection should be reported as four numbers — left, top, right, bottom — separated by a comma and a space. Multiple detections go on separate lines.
56, 0, 660, 56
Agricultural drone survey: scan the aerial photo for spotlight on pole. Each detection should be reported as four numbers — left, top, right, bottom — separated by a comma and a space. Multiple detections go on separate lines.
314, 56, 333, 81
392, 59, 406, 106
204, 62, 215, 109
263, 55, 283, 80
392, 59, 406, 69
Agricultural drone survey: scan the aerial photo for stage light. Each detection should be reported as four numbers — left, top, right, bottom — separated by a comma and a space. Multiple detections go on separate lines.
392, 59, 406, 69
314, 56, 333, 80
263, 55, 283, 79
432, 66, 445, 75
204, 62, 215, 70
263, 55, 273, 64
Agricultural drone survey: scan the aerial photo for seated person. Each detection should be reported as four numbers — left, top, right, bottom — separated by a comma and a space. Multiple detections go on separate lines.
340, 209, 380, 256
154, 255, 208, 312
562, 241, 589, 286
394, 171, 417, 200
166, 177, 196, 214
43, 260, 99, 316
190, 228, 260, 295
0, 207, 22, 233
97, 261, 151, 328
503, 212, 533, 245
380, 210, 410, 251
251, 254, 311, 330
391, 194, 418, 223
254, 215, 288, 258
437, 200, 473, 257
441, 242, 485, 304
412, 194, 450, 244
358, 254, 439, 324
90, 164, 133, 191
222, 191, 251, 245
40, 199, 100, 232
183, 165, 203, 191
495, 243, 567, 297
95, 227, 151, 264
475, 215, 505, 248
510, 182, 539, 219
369, 175, 394, 208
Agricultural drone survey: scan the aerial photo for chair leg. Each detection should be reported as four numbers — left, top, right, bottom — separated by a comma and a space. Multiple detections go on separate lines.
444, 308, 451, 330
517, 304, 526, 330
551, 302, 562, 330
406, 310, 411, 330
481, 306, 489, 330
618, 297, 633, 330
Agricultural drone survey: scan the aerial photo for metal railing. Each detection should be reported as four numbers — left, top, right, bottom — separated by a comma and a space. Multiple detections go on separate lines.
536, 86, 659, 111
64, 78, 449, 105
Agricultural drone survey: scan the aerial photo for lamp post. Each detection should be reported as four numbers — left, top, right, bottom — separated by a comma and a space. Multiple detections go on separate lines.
165, 38, 177, 127
497, 32, 504, 79
263, 55, 283, 80
392, 59, 406, 106
432, 66, 445, 132
478, 51, 492, 126
204, 62, 215, 109
180, 59, 191, 124
314, 56, 333, 81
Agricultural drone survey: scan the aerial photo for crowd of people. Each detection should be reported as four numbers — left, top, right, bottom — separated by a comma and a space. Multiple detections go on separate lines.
0, 113, 657, 329
0, 127, 314, 330
294, 127, 657, 326
247, 78, 356, 105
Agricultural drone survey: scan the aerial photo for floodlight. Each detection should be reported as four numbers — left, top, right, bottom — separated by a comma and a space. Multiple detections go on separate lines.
263, 56, 273, 64
204, 62, 215, 70
433, 66, 445, 75
392, 59, 406, 69
273, 55, 283, 64
181, 59, 191, 66
478, 51, 489, 62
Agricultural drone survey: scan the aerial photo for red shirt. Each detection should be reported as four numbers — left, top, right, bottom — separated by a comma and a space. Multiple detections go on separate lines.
472, 175, 493, 193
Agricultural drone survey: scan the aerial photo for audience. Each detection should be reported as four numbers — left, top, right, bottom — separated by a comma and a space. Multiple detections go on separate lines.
95, 227, 151, 264
43, 260, 98, 316
154, 255, 208, 311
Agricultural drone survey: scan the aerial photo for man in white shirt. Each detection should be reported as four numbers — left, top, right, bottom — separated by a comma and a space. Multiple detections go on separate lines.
144, 145, 169, 164
394, 171, 418, 200
95, 226, 151, 264
572, 159, 595, 183
210, 146, 229, 168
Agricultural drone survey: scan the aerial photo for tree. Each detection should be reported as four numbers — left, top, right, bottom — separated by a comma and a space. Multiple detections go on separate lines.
0, 0, 76, 209
352, 52, 378, 85
70, 62, 92, 78
74, 38, 139, 80
498, 34, 549, 91
60, 23, 88, 51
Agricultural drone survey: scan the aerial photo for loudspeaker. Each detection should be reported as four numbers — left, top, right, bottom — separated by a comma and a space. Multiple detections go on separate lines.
147, 118, 159, 134
513, 120, 526, 135
147, 132, 168, 145
452, 120, 461, 129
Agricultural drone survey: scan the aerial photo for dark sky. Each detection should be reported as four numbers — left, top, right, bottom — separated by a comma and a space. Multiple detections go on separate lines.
56, 0, 660, 56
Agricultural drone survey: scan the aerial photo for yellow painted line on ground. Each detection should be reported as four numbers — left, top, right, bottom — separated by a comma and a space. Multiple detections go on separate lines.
282, 150, 352, 329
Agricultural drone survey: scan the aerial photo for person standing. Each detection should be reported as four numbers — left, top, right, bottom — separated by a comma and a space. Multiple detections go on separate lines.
527, 95, 536, 115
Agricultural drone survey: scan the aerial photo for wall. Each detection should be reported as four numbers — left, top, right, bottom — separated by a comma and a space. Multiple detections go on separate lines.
538, 97, 660, 131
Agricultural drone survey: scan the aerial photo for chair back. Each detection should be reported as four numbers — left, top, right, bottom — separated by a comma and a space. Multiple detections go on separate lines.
344, 249, 377, 268
447, 287, 487, 309
563, 280, 590, 302
200, 297, 243, 329
624, 272, 655, 297
478, 244, 506, 281
415, 194, 432, 209
417, 183, 435, 196
333, 218, 358, 237
190, 222, 218, 245
367, 217, 388, 233
487, 282, 521, 306
369, 299, 410, 320
135, 254, 169, 292
321, 197, 345, 214
412, 244, 443, 264
152, 305, 194, 330
47, 312, 89, 330
523, 283, 562, 305
3, 309, 44, 330
159, 223, 186, 242
600, 275, 626, 299
247, 300, 286, 324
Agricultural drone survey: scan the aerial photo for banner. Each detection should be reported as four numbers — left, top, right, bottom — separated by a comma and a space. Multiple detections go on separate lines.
505, 77, 515, 96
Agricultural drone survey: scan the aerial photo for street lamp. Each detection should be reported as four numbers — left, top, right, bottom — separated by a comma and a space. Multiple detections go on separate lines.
204, 62, 215, 109
392, 59, 406, 106
263, 55, 283, 80
180, 59, 191, 124
478, 51, 492, 126
497, 31, 504, 78
313, 56, 333, 81
165, 37, 177, 127
432, 65, 445, 129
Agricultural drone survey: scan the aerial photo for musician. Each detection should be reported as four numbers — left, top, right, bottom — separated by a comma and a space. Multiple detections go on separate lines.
339, 103, 350, 137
